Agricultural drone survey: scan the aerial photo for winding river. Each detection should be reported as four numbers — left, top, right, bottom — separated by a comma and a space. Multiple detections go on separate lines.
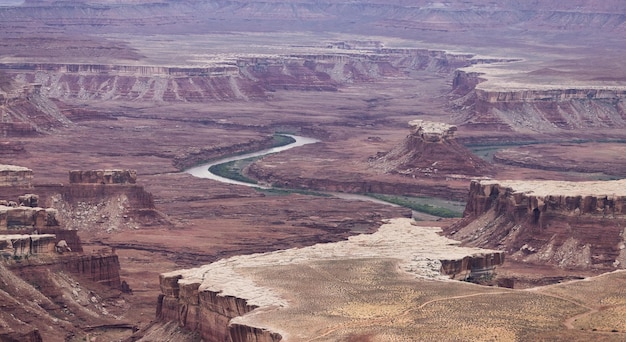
184, 134, 404, 208
185, 135, 319, 188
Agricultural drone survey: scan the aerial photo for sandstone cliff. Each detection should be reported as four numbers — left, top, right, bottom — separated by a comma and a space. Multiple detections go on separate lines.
0, 77, 72, 136
452, 69, 626, 133
446, 179, 626, 270
0, 164, 33, 188
4, 1, 626, 36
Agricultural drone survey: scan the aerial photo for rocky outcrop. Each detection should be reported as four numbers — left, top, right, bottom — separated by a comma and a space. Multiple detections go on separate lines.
57, 253, 122, 287
440, 252, 505, 280
0, 205, 59, 230
369, 120, 492, 178
446, 179, 626, 270
148, 218, 502, 341
69, 170, 137, 185
0, 165, 33, 188
0, 234, 56, 259
0, 81, 72, 136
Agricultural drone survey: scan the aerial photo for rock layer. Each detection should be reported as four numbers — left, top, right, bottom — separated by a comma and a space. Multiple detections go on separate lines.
69, 170, 137, 185
0, 164, 33, 188
446, 179, 626, 270
453, 69, 626, 133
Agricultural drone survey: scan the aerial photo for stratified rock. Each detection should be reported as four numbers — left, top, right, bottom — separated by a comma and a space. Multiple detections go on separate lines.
0, 205, 59, 230
151, 218, 503, 341
446, 179, 626, 270
0, 165, 33, 188
18, 194, 38, 207
370, 120, 492, 178
69, 170, 137, 184
452, 69, 626, 133
0, 234, 56, 258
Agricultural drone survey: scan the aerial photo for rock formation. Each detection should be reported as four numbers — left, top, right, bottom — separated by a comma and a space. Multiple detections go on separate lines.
0, 234, 56, 259
0, 164, 33, 188
0, 203, 59, 230
446, 179, 626, 270
369, 120, 492, 178
452, 69, 626, 133
0, 77, 72, 136
69, 169, 137, 184
151, 218, 503, 341
0, 48, 476, 104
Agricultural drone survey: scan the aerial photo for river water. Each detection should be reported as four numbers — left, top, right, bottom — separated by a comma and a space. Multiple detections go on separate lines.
185, 135, 319, 188
184, 134, 417, 212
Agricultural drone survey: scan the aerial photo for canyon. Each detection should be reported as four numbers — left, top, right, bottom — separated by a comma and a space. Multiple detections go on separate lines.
0, 0, 625, 341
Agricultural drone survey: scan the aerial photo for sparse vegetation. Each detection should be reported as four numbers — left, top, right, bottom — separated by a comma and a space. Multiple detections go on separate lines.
271, 134, 296, 147
256, 187, 331, 197
366, 193, 463, 218
209, 159, 259, 184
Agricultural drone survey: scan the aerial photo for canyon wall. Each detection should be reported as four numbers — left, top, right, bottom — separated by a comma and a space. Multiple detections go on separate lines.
0, 48, 477, 106
452, 70, 626, 133
156, 275, 281, 342
446, 179, 626, 270
0, 206, 59, 230
0, 165, 33, 188
55, 253, 122, 287
0, 234, 56, 258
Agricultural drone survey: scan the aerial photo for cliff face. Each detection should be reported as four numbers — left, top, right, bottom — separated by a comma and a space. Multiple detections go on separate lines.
69, 170, 137, 185
452, 70, 626, 133
0, 80, 72, 137
0, 165, 33, 188
156, 276, 280, 342
0, 48, 474, 104
446, 179, 626, 270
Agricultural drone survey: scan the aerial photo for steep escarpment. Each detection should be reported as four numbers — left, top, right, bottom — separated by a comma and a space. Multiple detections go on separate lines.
446, 179, 626, 270
452, 69, 626, 133
0, 191, 129, 341
0, 48, 476, 104
0, 74, 72, 136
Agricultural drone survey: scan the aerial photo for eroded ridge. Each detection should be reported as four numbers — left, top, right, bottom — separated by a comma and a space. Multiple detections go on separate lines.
370, 120, 492, 178
156, 218, 503, 341
448, 179, 626, 270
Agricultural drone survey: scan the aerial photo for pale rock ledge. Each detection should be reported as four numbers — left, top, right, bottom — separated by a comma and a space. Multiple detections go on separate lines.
157, 217, 503, 341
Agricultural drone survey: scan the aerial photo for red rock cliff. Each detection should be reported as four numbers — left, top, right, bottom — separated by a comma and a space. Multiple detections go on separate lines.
446, 179, 626, 270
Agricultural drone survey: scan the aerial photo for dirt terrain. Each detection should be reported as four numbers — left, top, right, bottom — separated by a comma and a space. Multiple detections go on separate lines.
1, 0, 626, 341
